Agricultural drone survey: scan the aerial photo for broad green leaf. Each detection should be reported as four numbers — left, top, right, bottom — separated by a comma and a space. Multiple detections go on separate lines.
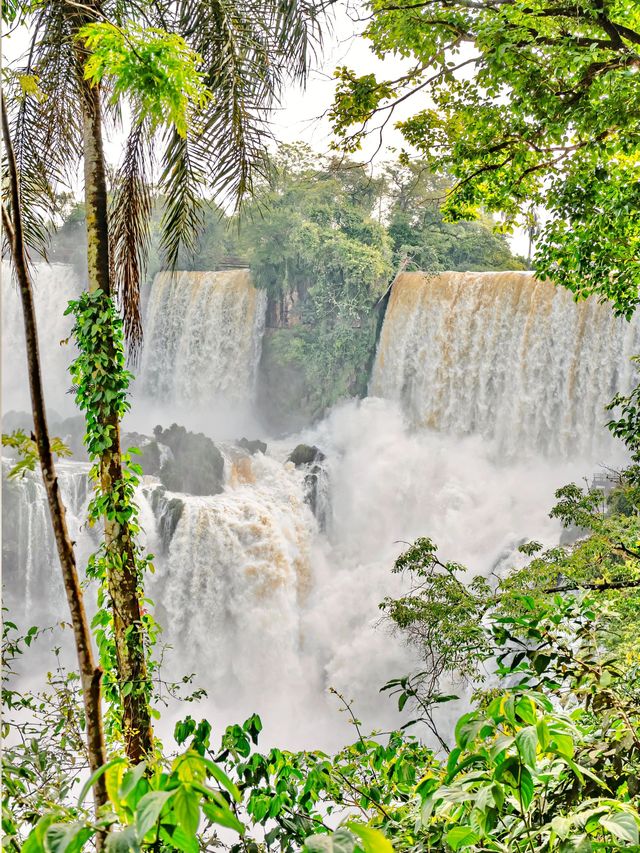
106, 827, 140, 853
550, 732, 575, 760
159, 825, 199, 853
551, 816, 572, 840
515, 695, 536, 725
306, 828, 355, 853
446, 826, 479, 850
45, 823, 93, 853
77, 757, 126, 807
190, 755, 241, 802
172, 785, 200, 836
22, 814, 57, 853
305, 837, 335, 853
455, 714, 484, 749
119, 762, 148, 804
173, 752, 205, 784
202, 800, 245, 835
136, 790, 175, 839
600, 812, 639, 845
346, 823, 393, 853
515, 726, 538, 767
518, 767, 534, 810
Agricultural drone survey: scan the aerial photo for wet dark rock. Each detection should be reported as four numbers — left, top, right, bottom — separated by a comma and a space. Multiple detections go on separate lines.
288, 444, 325, 467
287, 444, 329, 530
123, 433, 162, 477
237, 437, 267, 455
149, 486, 185, 552
153, 424, 224, 496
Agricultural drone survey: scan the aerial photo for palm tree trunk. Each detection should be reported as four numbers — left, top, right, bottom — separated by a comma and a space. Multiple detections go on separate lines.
79, 69, 154, 764
1, 97, 108, 815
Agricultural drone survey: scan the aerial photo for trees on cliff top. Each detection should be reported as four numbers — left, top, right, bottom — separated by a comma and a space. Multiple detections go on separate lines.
330, 0, 640, 316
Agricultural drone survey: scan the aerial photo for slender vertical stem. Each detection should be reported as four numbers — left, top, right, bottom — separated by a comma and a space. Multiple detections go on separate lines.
1, 95, 108, 817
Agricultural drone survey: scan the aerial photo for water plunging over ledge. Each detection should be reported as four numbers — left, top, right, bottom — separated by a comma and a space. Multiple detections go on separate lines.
371, 271, 640, 457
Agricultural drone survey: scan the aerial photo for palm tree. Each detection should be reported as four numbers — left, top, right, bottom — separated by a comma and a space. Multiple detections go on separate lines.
4, 0, 322, 763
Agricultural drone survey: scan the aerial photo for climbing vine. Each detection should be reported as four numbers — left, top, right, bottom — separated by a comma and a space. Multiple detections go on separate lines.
66, 290, 158, 739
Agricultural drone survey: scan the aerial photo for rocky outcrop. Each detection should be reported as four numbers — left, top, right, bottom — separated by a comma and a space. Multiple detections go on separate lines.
237, 437, 267, 455
153, 424, 225, 496
148, 486, 185, 552
288, 445, 329, 530
288, 444, 324, 467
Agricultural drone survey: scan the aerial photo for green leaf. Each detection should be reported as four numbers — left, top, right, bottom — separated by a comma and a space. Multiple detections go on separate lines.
518, 767, 534, 810
306, 828, 355, 853
22, 814, 57, 853
346, 823, 393, 853
119, 762, 148, 804
45, 823, 93, 853
515, 726, 538, 767
305, 837, 335, 853
600, 812, 639, 845
106, 827, 140, 853
445, 826, 479, 850
172, 786, 200, 836
77, 757, 127, 807
136, 790, 175, 839
191, 755, 241, 802
201, 800, 244, 835
551, 732, 575, 759
551, 816, 572, 840
455, 713, 484, 748
159, 825, 199, 853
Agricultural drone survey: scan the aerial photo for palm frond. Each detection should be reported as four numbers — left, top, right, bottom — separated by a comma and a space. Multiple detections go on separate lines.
158, 129, 208, 269
150, 0, 321, 262
109, 120, 153, 356
5, 2, 83, 259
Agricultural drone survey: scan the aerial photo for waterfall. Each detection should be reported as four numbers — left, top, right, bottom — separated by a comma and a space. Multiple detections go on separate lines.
1, 460, 93, 624
6, 262, 640, 748
2, 261, 81, 416
148, 453, 314, 696
371, 271, 640, 457
138, 270, 267, 410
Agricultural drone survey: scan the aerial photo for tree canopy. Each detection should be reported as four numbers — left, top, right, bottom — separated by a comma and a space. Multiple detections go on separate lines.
331, 0, 640, 316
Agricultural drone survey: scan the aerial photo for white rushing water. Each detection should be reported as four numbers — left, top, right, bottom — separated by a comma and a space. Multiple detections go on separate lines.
136, 270, 267, 433
2, 261, 81, 416
2, 458, 94, 624
372, 271, 640, 458
3, 263, 638, 749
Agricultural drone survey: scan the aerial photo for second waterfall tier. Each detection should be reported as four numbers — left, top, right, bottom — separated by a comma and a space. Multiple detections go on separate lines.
371, 271, 640, 457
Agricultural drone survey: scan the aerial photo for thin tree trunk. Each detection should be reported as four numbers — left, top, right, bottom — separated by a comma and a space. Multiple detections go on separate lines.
76, 33, 153, 763
1, 97, 108, 815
